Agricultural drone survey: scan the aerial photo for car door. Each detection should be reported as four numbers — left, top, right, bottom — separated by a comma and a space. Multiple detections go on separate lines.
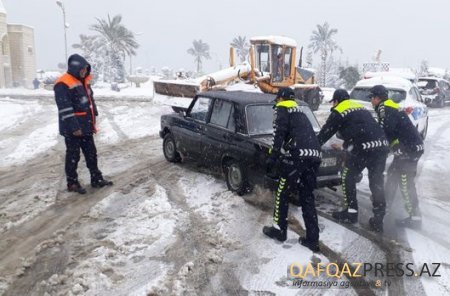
408, 87, 428, 132
202, 99, 236, 166
177, 96, 212, 159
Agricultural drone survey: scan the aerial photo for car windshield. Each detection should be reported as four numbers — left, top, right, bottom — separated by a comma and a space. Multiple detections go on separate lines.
418, 79, 437, 89
245, 103, 321, 135
351, 87, 406, 103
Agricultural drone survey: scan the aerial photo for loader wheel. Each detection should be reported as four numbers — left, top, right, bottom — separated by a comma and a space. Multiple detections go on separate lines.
163, 133, 181, 163
305, 88, 321, 111
224, 159, 252, 196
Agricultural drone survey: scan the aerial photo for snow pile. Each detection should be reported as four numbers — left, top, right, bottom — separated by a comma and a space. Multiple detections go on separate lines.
44, 184, 178, 296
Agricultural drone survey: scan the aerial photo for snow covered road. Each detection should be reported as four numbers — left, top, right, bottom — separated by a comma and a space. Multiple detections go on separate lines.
0, 96, 449, 295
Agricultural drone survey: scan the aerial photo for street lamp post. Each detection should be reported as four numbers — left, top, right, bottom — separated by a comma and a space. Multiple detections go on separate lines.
56, 0, 69, 63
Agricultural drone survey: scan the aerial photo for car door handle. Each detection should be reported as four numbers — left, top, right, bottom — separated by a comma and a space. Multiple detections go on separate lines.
223, 134, 232, 140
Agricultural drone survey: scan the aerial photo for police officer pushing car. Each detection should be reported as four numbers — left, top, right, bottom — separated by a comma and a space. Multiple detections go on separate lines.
317, 89, 389, 232
370, 85, 424, 228
263, 88, 322, 252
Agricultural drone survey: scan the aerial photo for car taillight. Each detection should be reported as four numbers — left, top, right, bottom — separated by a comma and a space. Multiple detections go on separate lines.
404, 107, 413, 115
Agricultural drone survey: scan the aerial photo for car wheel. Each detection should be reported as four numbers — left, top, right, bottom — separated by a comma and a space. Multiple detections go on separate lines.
224, 159, 252, 196
163, 133, 181, 163
420, 118, 428, 140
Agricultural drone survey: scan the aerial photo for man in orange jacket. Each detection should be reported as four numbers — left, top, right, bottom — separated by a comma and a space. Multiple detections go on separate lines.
54, 54, 113, 194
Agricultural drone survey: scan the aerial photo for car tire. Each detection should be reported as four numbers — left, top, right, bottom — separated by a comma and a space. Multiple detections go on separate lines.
224, 159, 252, 196
163, 133, 181, 163
420, 118, 428, 140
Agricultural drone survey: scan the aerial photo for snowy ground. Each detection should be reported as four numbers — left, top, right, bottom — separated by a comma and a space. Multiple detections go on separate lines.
0, 89, 449, 296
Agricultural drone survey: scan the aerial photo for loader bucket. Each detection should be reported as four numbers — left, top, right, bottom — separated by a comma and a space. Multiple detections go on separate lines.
153, 80, 200, 98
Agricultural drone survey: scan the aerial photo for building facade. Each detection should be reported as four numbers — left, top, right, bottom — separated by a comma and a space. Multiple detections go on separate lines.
0, 1, 36, 88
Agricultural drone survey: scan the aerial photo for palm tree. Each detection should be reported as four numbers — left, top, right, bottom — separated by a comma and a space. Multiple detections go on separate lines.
90, 14, 139, 80
230, 36, 249, 63
72, 34, 107, 82
187, 39, 211, 74
309, 22, 341, 86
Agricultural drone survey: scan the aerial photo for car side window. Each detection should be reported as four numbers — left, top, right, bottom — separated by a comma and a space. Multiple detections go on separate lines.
189, 97, 211, 122
210, 99, 235, 131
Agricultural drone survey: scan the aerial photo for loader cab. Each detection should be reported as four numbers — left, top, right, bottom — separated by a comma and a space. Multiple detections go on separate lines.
251, 36, 297, 87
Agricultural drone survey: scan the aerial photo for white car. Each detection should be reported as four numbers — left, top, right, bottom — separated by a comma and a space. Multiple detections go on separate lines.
350, 76, 429, 139
417, 77, 450, 108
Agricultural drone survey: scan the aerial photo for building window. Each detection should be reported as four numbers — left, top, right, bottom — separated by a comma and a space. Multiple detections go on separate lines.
28, 46, 33, 55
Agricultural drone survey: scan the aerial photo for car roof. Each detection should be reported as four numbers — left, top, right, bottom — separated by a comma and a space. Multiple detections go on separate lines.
418, 77, 447, 82
354, 76, 412, 91
197, 90, 309, 107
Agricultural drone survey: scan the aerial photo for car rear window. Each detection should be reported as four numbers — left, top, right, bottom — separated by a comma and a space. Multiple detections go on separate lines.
351, 88, 406, 103
418, 79, 437, 89
245, 104, 320, 135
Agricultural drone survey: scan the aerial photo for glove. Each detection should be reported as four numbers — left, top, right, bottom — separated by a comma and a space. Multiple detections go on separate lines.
391, 143, 402, 156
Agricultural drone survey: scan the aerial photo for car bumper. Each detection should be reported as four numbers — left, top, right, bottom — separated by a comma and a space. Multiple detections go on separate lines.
263, 173, 341, 191
422, 95, 439, 106
159, 130, 164, 138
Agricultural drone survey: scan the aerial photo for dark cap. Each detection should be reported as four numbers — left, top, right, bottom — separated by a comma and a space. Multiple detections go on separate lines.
329, 89, 350, 103
275, 87, 295, 101
368, 85, 388, 100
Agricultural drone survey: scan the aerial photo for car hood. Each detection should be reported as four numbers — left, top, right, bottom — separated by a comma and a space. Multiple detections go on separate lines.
249, 135, 273, 148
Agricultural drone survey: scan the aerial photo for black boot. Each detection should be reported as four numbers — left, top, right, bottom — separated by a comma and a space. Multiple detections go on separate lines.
67, 182, 87, 194
91, 178, 113, 188
299, 237, 320, 252
332, 209, 358, 224
262, 226, 287, 242
368, 217, 383, 232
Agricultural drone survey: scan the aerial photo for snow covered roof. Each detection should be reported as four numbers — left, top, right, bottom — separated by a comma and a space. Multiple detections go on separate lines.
364, 70, 416, 81
418, 76, 448, 82
250, 35, 297, 47
0, 1, 6, 14
355, 76, 413, 91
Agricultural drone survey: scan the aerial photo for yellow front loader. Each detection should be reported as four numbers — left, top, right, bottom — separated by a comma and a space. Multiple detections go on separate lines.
153, 35, 323, 111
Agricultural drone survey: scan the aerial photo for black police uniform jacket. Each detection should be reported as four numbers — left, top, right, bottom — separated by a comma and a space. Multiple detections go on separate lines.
54, 54, 98, 137
271, 100, 321, 160
317, 99, 388, 153
375, 99, 424, 156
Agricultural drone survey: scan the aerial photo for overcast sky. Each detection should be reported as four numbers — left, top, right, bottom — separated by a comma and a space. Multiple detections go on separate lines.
3, 0, 450, 73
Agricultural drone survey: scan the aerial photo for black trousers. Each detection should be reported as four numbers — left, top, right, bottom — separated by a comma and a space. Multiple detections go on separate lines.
385, 154, 421, 216
272, 158, 320, 242
64, 135, 102, 185
342, 149, 388, 220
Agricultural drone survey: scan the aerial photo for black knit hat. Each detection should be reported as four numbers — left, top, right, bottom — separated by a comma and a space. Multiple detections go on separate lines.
275, 87, 295, 100
368, 85, 388, 100
329, 89, 350, 103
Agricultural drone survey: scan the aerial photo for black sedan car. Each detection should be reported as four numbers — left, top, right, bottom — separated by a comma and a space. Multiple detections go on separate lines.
159, 91, 343, 195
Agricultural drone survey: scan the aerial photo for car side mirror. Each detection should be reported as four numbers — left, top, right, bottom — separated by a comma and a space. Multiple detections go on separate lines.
179, 110, 186, 117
